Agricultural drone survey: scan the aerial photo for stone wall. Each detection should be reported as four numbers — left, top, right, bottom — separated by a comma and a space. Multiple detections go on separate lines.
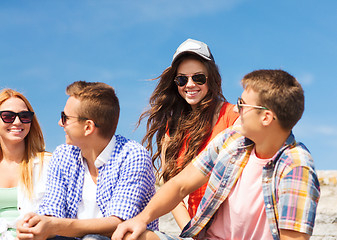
317, 170, 337, 186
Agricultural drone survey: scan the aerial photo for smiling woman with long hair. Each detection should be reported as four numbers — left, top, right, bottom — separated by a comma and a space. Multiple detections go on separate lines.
0, 89, 51, 239
138, 39, 239, 229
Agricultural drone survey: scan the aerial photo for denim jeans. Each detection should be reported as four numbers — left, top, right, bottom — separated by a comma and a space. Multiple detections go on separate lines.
154, 231, 193, 240
49, 235, 110, 240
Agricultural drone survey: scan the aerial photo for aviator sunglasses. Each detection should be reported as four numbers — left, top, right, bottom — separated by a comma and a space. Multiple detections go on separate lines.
0, 110, 34, 124
174, 73, 207, 87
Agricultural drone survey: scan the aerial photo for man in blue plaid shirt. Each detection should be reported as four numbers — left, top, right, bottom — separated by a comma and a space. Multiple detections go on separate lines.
17, 81, 158, 239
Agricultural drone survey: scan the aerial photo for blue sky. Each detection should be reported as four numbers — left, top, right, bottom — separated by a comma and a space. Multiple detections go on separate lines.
1, 0, 336, 169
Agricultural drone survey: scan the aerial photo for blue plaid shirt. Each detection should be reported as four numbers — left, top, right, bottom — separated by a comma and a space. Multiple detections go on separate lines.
180, 126, 320, 240
38, 134, 158, 230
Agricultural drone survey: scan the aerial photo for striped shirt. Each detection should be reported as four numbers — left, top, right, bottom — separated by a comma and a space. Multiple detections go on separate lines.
180, 126, 320, 240
38, 134, 158, 230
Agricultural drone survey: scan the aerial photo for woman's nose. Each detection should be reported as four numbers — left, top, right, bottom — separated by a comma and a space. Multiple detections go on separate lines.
185, 76, 196, 87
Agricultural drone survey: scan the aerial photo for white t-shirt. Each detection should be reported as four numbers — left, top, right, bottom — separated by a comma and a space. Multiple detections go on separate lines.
76, 136, 116, 219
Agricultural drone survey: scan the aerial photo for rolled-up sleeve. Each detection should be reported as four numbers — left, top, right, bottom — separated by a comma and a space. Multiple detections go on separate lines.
277, 164, 320, 235
101, 139, 158, 230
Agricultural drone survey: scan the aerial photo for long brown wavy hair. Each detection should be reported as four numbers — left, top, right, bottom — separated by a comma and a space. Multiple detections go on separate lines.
138, 53, 225, 181
0, 89, 46, 199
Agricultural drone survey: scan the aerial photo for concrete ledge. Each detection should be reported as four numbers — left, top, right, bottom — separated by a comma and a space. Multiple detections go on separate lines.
317, 170, 337, 186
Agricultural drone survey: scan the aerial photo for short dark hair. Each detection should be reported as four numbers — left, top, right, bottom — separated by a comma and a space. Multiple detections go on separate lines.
66, 81, 120, 138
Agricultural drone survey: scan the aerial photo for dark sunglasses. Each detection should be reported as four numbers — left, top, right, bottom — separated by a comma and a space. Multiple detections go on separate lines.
61, 111, 100, 127
0, 110, 34, 124
174, 73, 207, 87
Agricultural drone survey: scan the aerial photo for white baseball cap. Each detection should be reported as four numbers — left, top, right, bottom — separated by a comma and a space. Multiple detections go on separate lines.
172, 38, 214, 64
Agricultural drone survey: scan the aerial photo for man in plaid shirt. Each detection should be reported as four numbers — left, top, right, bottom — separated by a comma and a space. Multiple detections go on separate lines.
112, 70, 320, 240
17, 81, 158, 239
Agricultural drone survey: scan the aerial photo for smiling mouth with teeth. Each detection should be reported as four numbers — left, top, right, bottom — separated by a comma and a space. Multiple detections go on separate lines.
9, 129, 24, 132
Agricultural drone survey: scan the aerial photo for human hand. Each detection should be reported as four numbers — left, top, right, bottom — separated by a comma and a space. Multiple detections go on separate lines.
111, 216, 148, 240
16, 212, 53, 240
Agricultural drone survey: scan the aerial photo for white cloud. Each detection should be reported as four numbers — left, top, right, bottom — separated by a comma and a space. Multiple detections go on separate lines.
315, 125, 337, 136
0, 0, 246, 37
21, 67, 50, 77
294, 123, 337, 137
297, 72, 314, 86
131, 0, 243, 20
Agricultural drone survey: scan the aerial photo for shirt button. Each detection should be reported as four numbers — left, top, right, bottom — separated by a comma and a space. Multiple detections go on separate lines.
264, 177, 269, 182
272, 228, 277, 233
266, 204, 272, 209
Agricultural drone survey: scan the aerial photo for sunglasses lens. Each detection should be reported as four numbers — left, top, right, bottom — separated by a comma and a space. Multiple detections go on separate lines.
18, 111, 34, 123
0, 111, 34, 123
61, 112, 67, 125
175, 74, 207, 87
1, 112, 16, 123
237, 98, 244, 112
174, 76, 188, 87
192, 74, 207, 85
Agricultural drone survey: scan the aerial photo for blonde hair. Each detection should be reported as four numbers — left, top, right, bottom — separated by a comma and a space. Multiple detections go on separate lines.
0, 89, 46, 199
